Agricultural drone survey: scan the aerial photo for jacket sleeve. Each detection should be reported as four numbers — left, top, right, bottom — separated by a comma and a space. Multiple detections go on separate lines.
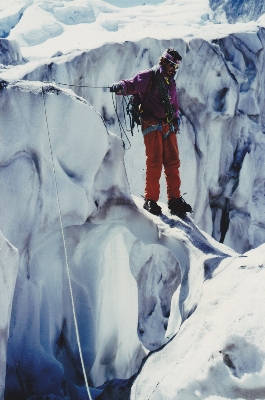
118, 70, 153, 96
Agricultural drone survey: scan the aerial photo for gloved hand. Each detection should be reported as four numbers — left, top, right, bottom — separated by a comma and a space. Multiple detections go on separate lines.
109, 83, 123, 93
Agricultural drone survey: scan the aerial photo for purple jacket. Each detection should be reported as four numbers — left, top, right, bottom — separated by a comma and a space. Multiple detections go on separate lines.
119, 65, 179, 120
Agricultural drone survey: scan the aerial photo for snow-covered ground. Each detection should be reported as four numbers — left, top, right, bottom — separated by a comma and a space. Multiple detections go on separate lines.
1, 0, 265, 399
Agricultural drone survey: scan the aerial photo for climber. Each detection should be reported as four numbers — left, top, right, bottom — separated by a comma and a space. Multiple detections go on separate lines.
110, 48, 192, 219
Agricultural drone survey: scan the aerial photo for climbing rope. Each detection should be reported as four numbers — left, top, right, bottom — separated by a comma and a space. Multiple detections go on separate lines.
111, 92, 132, 149
41, 85, 93, 400
42, 80, 133, 149
43, 79, 109, 89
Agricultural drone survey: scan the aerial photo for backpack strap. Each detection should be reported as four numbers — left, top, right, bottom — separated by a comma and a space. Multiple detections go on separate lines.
154, 68, 175, 123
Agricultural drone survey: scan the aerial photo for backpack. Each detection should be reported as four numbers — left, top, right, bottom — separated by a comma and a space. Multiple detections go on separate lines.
126, 68, 155, 130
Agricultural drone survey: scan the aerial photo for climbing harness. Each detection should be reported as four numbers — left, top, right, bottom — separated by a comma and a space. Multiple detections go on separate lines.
142, 123, 162, 137
41, 85, 93, 400
142, 122, 177, 139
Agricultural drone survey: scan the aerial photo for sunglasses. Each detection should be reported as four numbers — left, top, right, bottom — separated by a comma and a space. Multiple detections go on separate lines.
167, 60, 180, 70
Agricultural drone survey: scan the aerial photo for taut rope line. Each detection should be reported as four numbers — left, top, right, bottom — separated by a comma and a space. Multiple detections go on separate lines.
41, 86, 93, 400
43, 79, 109, 89
42, 80, 132, 149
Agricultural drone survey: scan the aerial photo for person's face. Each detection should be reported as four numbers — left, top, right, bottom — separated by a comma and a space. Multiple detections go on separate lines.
162, 58, 180, 78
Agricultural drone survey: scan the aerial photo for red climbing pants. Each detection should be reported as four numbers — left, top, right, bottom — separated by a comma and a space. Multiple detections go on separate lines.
142, 117, 181, 202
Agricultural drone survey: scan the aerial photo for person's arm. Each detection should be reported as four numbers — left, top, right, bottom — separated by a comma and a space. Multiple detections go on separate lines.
110, 70, 152, 96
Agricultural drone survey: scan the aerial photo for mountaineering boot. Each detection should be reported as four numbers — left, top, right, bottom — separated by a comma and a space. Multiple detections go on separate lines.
143, 199, 162, 216
168, 197, 192, 218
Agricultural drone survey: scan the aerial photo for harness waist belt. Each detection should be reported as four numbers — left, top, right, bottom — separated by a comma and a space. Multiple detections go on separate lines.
142, 123, 176, 139
142, 124, 162, 137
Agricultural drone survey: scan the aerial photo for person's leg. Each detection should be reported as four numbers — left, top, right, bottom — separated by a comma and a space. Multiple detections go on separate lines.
162, 128, 192, 217
143, 119, 163, 202
162, 130, 181, 200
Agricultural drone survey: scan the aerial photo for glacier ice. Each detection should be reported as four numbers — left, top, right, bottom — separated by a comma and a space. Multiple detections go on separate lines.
131, 246, 265, 400
8, 5, 64, 47
210, 0, 265, 23
0, 232, 18, 400
1, 1, 265, 398
0, 39, 25, 65
0, 81, 138, 397
0, 2, 27, 39
0, 78, 250, 399
8, 30, 265, 253
52, 3, 96, 25
1, 81, 192, 397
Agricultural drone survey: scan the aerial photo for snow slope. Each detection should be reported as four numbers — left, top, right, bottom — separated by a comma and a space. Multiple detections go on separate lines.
131, 243, 265, 400
98, 232, 265, 399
